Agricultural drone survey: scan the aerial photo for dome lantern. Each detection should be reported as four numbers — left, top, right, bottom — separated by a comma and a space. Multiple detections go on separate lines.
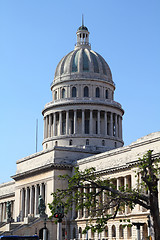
75, 16, 91, 49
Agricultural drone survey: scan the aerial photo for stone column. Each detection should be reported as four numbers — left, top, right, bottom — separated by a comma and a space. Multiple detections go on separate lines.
1, 203, 3, 222
84, 187, 88, 218
59, 111, 62, 135
90, 110, 93, 135
115, 114, 118, 137
53, 113, 56, 136
97, 110, 100, 134
74, 110, 77, 134
124, 177, 129, 214
30, 186, 33, 215
21, 189, 25, 220
46, 116, 48, 138
44, 117, 46, 139
25, 188, 29, 217
104, 111, 107, 135
40, 183, 44, 197
67, 86, 69, 98
120, 116, 123, 139
42, 184, 45, 201
3, 202, 6, 220
77, 189, 81, 219
48, 114, 52, 137
82, 110, 85, 134
66, 111, 69, 135
110, 112, 113, 136
117, 115, 119, 138
34, 185, 38, 216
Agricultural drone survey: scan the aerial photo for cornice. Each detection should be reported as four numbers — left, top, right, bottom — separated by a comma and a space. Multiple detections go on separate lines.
77, 132, 160, 169
52, 75, 115, 88
0, 192, 15, 200
42, 134, 124, 146
42, 99, 124, 115
12, 162, 73, 181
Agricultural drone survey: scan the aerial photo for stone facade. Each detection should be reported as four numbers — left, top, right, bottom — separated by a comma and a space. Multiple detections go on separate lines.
0, 23, 159, 240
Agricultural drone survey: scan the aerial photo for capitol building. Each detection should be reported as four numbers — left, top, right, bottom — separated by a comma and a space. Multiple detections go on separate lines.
0, 23, 160, 240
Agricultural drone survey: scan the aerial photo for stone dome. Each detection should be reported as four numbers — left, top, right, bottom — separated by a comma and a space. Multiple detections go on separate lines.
54, 49, 113, 83
54, 24, 113, 84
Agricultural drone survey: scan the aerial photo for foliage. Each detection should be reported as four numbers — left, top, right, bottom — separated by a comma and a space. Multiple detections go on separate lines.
49, 150, 160, 239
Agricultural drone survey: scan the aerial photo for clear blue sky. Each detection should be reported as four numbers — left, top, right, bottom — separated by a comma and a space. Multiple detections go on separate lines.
0, 0, 160, 183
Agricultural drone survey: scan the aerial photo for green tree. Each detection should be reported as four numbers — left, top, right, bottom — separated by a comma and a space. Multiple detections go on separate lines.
49, 150, 160, 240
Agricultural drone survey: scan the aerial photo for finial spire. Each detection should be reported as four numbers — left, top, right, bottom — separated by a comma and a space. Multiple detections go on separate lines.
82, 14, 84, 27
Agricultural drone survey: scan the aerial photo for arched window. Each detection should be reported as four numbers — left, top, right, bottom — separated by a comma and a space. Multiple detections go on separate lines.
96, 87, 100, 98
106, 89, 108, 99
84, 86, 89, 97
69, 139, 72, 146
127, 226, 132, 239
119, 225, 124, 238
62, 88, 65, 98
55, 91, 57, 100
86, 139, 89, 145
115, 142, 117, 148
72, 87, 77, 97
102, 140, 105, 146
104, 226, 108, 237
79, 227, 82, 239
112, 225, 116, 238
55, 141, 58, 146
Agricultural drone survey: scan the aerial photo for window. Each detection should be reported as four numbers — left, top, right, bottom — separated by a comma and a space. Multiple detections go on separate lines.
112, 225, 116, 238
119, 225, 124, 238
55, 141, 57, 146
96, 87, 100, 98
127, 226, 132, 238
54, 91, 57, 100
72, 87, 77, 97
104, 226, 108, 238
84, 86, 89, 97
86, 139, 89, 145
69, 139, 72, 146
102, 140, 105, 146
62, 88, 65, 98
79, 227, 82, 239
105, 89, 108, 99
115, 142, 117, 148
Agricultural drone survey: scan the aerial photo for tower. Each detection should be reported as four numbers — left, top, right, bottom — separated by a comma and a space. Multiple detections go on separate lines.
42, 23, 124, 152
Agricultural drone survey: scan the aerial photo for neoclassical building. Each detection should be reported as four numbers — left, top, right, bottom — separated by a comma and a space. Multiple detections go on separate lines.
0, 23, 159, 240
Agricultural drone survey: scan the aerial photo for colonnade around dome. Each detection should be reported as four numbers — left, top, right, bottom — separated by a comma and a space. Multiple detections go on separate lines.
43, 109, 123, 150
